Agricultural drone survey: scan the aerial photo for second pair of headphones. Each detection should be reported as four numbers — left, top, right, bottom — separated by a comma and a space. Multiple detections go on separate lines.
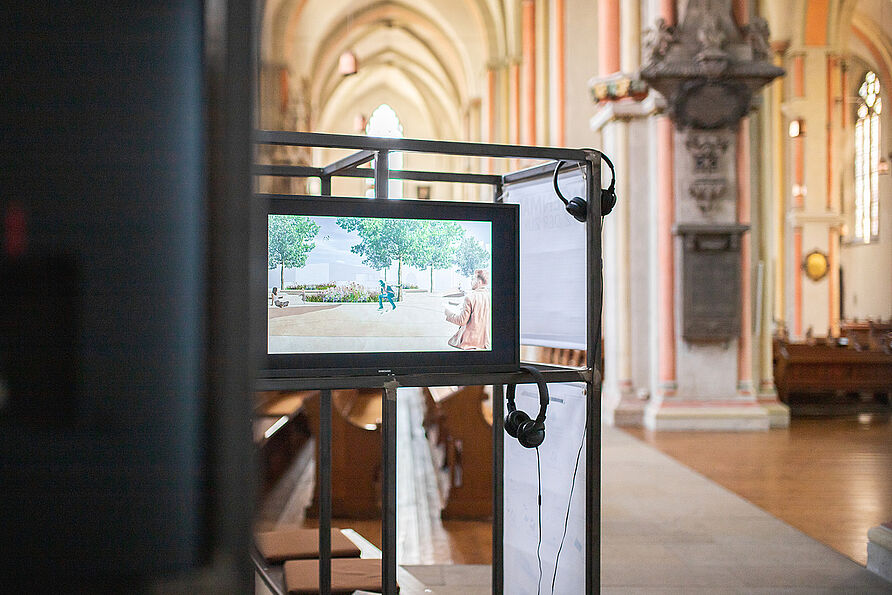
505, 365, 549, 449
552, 151, 617, 222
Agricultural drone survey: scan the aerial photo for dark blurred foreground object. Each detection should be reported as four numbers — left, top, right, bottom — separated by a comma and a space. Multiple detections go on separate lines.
0, 1, 256, 590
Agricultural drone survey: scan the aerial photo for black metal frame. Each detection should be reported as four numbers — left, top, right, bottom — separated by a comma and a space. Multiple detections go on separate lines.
252, 130, 603, 595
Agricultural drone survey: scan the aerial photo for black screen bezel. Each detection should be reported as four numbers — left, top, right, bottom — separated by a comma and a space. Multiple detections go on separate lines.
263, 195, 519, 378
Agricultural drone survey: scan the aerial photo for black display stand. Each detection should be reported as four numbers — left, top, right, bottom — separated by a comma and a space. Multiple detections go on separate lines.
252, 131, 604, 595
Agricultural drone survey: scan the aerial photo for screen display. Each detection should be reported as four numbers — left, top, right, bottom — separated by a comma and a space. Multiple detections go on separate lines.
263, 196, 517, 377
269, 214, 493, 354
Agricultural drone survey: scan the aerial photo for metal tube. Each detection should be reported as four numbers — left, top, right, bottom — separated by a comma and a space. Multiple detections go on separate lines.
375, 151, 389, 201
253, 164, 501, 185
491, 179, 504, 595
382, 381, 398, 595
253, 164, 322, 177
319, 389, 332, 595
256, 129, 589, 161
491, 383, 505, 595
343, 168, 501, 185
320, 176, 331, 197
322, 149, 375, 175
255, 368, 590, 392
501, 159, 581, 184
584, 154, 603, 594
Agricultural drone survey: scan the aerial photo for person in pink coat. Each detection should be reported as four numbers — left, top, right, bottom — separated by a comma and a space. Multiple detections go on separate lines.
445, 269, 492, 350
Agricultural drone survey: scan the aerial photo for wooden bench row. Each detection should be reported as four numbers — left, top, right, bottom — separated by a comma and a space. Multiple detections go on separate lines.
257, 389, 384, 519
422, 385, 493, 520
773, 339, 892, 412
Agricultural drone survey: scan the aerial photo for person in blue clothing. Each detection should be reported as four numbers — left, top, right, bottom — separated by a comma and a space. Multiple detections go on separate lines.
378, 279, 396, 311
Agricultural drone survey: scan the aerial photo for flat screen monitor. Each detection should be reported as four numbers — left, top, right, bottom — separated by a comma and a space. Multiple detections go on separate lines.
264, 196, 519, 377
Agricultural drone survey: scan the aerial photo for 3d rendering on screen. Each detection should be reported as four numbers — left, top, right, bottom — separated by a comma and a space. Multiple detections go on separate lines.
268, 214, 493, 354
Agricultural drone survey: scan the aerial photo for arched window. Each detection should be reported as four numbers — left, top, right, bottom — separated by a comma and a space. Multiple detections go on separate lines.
365, 104, 403, 198
854, 71, 881, 242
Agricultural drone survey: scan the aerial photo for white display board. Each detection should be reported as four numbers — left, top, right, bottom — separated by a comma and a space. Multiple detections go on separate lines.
504, 382, 587, 595
503, 170, 588, 349
503, 168, 590, 593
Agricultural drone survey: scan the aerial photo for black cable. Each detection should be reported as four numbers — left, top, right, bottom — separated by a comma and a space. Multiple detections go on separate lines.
536, 446, 543, 595
550, 422, 586, 594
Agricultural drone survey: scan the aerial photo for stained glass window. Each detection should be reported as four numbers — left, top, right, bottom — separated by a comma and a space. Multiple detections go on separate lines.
854, 71, 881, 242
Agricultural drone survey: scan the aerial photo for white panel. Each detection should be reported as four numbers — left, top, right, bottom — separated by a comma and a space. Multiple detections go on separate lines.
504, 170, 588, 348
504, 382, 587, 595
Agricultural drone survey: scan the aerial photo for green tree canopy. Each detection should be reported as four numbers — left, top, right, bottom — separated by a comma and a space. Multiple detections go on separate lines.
336, 217, 394, 272
337, 216, 420, 299
406, 221, 464, 291
268, 215, 320, 289
452, 235, 491, 278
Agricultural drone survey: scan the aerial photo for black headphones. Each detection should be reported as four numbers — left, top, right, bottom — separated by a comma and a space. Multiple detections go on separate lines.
552, 151, 617, 222
505, 365, 549, 449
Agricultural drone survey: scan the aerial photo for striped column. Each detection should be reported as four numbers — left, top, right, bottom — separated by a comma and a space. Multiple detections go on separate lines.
737, 120, 753, 396
522, 0, 536, 145
656, 0, 676, 399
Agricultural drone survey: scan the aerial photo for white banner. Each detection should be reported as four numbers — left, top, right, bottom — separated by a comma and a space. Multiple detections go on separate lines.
503, 170, 588, 349
504, 382, 587, 595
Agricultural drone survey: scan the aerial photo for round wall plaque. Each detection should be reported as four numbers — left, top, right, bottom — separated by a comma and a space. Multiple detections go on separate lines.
803, 250, 829, 281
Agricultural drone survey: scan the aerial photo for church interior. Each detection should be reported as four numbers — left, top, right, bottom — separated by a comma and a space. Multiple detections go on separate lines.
253, 0, 892, 592
1, 0, 891, 593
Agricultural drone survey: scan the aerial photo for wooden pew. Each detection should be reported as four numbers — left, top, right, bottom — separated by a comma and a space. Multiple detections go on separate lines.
520, 345, 588, 368
774, 340, 892, 413
840, 320, 892, 352
424, 385, 493, 520
302, 389, 383, 519
255, 391, 315, 498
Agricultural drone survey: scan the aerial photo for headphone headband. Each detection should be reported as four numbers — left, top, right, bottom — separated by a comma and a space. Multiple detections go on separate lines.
599, 152, 616, 194
506, 364, 549, 424
553, 151, 617, 219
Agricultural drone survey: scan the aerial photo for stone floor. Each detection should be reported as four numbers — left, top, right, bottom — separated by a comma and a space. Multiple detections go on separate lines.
257, 424, 892, 593
624, 413, 892, 566
599, 425, 890, 593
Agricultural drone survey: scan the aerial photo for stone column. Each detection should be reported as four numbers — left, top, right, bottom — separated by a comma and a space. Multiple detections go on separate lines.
784, 48, 844, 339
510, 60, 521, 145
522, 0, 536, 145
594, 0, 647, 426
756, 41, 791, 427
535, 0, 549, 144
598, 0, 620, 74
550, 0, 566, 146
640, 0, 782, 430
257, 63, 310, 195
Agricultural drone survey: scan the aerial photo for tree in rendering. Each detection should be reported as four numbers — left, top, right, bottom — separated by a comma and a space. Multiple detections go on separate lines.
407, 221, 464, 292
452, 235, 491, 278
268, 215, 320, 290
337, 217, 419, 300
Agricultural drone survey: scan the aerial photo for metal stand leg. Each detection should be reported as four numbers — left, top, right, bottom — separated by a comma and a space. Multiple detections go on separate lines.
319, 389, 332, 594
492, 384, 505, 594
382, 380, 398, 594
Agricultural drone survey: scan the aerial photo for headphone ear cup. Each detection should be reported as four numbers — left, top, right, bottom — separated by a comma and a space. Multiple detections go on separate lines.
600, 188, 616, 216
504, 409, 530, 439
565, 197, 587, 223
517, 420, 545, 449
